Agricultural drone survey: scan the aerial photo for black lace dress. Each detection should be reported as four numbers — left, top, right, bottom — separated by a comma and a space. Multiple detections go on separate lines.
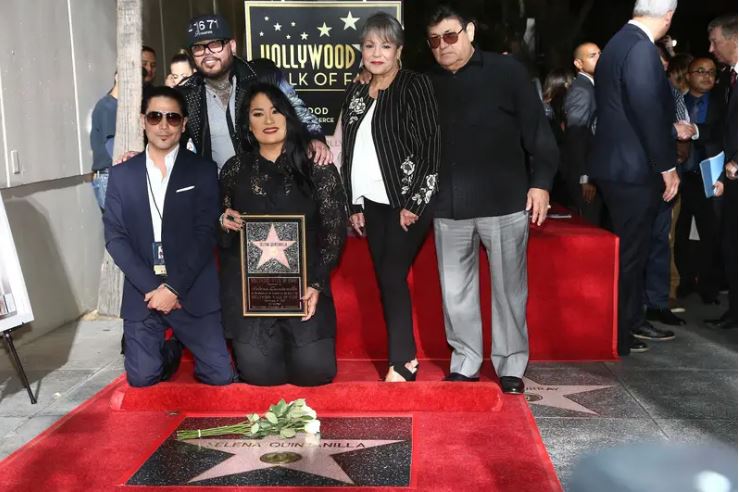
219, 151, 347, 354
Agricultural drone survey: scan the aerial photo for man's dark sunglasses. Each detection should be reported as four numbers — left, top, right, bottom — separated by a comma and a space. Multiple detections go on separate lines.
145, 111, 183, 126
427, 26, 466, 49
191, 39, 227, 56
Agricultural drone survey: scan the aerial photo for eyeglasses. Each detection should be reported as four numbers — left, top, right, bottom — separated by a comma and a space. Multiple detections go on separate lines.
145, 111, 183, 127
689, 68, 717, 77
191, 39, 227, 57
427, 26, 466, 49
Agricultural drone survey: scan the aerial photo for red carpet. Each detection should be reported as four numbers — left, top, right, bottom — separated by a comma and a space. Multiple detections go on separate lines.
0, 361, 561, 491
0, 215, 619, 490
332, 217, 619, 362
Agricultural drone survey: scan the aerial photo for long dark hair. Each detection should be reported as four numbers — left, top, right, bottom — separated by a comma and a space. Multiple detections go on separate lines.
542, 68, 573, 125
241, 82, 313, 189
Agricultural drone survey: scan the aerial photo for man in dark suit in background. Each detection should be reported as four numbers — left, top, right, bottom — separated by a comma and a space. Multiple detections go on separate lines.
104, 86, 234, 387
564, 42, 603, 225
674, 57, 725, 307
589, 0, 687, 355
706, 14, 738, 330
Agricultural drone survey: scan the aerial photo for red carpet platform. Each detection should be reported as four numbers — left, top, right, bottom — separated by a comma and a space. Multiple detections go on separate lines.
0, 363, 561, 491
332, 216, 619, 362
114, 360, 503, 413
0, 215, 616, 490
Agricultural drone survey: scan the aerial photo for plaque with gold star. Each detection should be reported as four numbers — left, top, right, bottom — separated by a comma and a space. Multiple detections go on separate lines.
240, 215, 307, 317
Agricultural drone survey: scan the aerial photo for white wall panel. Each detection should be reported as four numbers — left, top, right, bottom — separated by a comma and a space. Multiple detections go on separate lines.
69, 0, 117, 174
0, 1, 79, 186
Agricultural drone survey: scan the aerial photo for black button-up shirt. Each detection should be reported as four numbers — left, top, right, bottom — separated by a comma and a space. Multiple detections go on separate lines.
428, 50, 558, 219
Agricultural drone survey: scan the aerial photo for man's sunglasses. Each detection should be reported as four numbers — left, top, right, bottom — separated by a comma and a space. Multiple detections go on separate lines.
427, 26, 466, 49
191, 39, 227, 57
145, 111, 184, 126
689, 69, 717, 77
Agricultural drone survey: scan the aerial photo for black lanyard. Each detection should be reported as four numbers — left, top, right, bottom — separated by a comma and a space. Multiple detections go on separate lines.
145, 168, 164, 222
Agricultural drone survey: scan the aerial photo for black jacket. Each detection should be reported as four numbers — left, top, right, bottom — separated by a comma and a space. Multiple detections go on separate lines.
340, 70, 440, 216
178, 57, 323, 163
103, 149, 221, 321
564, 73, 596, 180
589, 23, 676, 184
428, 50, 558, 219
683, 90, 727, 172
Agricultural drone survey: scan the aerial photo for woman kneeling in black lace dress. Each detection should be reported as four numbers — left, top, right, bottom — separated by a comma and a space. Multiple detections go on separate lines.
218, 83, 346, 386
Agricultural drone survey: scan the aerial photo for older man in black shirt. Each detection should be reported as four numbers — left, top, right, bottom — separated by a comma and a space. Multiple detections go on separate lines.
426, 5, 558, 394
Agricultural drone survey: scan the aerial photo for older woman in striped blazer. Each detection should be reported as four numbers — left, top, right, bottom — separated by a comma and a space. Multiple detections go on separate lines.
340, 12, 440, 382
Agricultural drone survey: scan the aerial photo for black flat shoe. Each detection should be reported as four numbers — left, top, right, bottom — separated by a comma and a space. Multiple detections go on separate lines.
646, 308, 686, 326
500, 376, 525, 394
632, 321, 675, 341
443, 372, 479, 382
629, 336, 649, 353
705, 311, 738, 330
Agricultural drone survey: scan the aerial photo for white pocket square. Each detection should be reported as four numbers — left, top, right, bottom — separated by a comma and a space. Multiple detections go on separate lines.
176, 185, 195, 193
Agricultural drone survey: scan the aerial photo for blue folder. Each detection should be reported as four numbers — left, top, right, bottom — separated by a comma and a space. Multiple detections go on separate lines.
699, 151, 725, 198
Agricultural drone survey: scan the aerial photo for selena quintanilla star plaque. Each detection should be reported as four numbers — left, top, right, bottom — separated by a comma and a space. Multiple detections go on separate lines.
240, 215, 307, 317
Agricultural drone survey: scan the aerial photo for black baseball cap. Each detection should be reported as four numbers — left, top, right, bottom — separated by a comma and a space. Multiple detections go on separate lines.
186, 14, 233, 46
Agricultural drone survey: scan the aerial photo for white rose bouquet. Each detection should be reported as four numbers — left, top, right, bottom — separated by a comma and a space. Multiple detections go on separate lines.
176, 399, 321, 442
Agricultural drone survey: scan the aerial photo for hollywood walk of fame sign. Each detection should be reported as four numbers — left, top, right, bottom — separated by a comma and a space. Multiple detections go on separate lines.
240, 215, 307, 317
523, 377, 614, 415
244, 1, 403, 134
126, 416, 412, 487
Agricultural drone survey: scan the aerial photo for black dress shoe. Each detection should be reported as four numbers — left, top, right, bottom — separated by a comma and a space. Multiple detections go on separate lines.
632, 321, 675, 341
443, 372, 479, 382
499, 376, 524, 394
646, 308, 686, 326
629, 336, 649, 353
706, 311, 738, 330
161, 338, 183, 381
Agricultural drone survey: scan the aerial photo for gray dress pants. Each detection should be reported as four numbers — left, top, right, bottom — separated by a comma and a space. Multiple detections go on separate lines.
434, 211, 530, 378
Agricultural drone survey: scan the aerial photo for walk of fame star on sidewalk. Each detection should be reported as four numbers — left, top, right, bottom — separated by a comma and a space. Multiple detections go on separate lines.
523, 377, 613, 415
182, 435, 402, 484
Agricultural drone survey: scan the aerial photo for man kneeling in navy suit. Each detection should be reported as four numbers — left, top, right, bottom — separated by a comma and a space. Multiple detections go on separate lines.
104, 86, 234, 387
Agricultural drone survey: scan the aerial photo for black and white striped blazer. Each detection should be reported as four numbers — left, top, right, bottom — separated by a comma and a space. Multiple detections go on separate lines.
340, 69, 440, 216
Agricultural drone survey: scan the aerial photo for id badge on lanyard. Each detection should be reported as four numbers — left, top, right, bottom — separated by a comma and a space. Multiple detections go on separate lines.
146, 168, 167, 277
152, 241, 166, 276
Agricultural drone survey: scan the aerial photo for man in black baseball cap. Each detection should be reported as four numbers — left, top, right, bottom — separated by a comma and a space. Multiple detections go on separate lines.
177, 14, 330, 171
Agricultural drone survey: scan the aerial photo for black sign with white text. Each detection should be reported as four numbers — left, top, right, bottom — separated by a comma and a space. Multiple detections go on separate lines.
245, 1, 403, 134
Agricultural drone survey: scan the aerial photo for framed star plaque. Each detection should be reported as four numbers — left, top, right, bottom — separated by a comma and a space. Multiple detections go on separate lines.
240, 215, 307, 317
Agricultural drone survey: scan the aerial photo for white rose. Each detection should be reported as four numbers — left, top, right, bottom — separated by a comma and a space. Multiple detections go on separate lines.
302, 404, 318, 419
304, 419, 321, 434
304, 430, 321, 446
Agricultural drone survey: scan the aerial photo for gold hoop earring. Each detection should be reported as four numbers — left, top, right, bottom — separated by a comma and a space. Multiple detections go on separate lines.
397, 58, 403, 70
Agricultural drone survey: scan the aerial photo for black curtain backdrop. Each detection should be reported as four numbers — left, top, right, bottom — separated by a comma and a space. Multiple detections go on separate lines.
401, 0, 735, 78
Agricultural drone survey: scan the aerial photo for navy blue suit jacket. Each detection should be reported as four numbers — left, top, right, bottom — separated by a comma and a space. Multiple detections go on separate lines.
103, 148, 221, 321
588, 23, 676, 184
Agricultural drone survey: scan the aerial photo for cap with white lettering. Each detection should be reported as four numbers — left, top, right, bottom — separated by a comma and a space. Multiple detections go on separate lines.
186, 14, 233, 47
